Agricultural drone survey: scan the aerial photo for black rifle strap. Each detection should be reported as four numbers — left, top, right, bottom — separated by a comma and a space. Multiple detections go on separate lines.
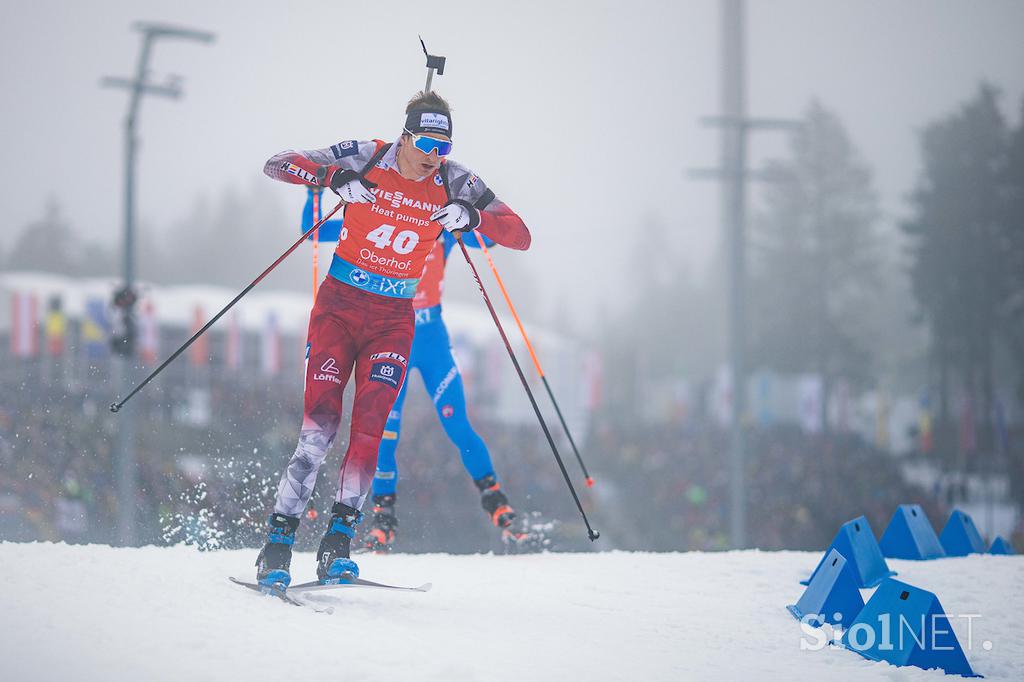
360, 142, 393, 176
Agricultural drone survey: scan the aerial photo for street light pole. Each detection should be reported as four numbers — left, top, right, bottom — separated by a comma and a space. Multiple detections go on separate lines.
689, 0, 801, 549
722, 0, 747, 550
101, 22, 214, 545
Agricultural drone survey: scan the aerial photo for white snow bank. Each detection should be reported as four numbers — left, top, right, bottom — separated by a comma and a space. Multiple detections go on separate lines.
0, 543, 1020, 681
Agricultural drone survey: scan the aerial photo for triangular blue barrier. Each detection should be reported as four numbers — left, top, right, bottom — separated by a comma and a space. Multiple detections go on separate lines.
989, 536, 1014, 555
802, 516, 895, 588
787, 549, 864, 631
840, 578, 978, 677
879, 504, 946, 560
940, 510, 986, 557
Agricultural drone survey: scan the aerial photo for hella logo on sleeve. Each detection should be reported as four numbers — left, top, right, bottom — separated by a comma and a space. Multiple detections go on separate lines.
420, 112, 450, 131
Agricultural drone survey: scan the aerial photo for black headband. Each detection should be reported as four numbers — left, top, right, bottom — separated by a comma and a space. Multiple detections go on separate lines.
404, 108, 453, 138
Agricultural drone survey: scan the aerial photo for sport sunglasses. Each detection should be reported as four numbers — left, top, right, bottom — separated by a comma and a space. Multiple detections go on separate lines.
404, 129, 453, 157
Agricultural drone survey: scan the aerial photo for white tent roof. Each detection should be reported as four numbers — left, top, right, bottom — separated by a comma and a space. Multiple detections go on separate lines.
0, 270, 572, 351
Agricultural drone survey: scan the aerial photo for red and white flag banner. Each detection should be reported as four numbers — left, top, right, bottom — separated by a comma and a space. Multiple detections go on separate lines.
11, 291, 39, 358
226, 311, 243, 371
188, 305, 208, 367
261, 312, 280, 377
139, 300, 159, 365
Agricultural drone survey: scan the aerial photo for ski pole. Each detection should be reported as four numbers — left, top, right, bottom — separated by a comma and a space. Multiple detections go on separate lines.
474, 238, 595, 488
110, 198, 346, 413
455, 234, 599, 541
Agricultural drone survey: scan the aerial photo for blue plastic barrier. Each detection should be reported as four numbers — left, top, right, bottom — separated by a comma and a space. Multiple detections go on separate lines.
787, 548, 864, 631
803, 516, 895, 588
840, 578, 978, 677
879, 504, 946, 560
940, 510, 986, 557
988, 536, 1014, 555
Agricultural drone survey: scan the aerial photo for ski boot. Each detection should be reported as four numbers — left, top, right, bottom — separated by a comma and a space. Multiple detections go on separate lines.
316, 502, 362, 584
255, 512, 300, 589
475, 474, 518, 530
475, 475, 549, 553
362, 494, 398, 553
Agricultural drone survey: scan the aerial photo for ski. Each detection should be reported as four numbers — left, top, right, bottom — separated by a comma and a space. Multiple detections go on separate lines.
288, 576, 432, 593
228, 577, 335, 614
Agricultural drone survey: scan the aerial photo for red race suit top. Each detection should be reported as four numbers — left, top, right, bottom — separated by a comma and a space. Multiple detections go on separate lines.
265, 138, 529, 298
413, 239, 446, 309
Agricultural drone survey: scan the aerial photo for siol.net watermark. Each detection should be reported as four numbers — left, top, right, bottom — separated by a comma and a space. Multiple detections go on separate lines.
799, 613, 993, 652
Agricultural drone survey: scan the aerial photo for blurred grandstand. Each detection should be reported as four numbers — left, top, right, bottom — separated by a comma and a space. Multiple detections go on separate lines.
1, 272, 1021, 553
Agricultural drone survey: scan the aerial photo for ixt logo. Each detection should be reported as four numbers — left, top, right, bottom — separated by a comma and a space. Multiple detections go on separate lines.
349, 269, 370, 286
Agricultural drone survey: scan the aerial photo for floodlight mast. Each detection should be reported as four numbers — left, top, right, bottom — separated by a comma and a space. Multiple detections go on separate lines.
101, 23, 215, 293
100, 22, 214, 546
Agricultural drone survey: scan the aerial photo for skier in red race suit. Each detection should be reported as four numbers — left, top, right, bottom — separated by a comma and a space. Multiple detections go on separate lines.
256, 91, 531, 588
297, 193, 532, 553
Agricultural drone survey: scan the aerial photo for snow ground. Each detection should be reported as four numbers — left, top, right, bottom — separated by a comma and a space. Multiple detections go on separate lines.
1, 543, 1021, 681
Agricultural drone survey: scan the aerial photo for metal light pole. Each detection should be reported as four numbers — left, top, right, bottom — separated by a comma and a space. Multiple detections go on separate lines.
689, 0, 801, 549
721, 0, 747, 550
101, 22, 214, 545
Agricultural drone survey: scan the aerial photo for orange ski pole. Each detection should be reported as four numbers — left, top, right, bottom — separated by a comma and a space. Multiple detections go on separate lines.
455, 234, 599, 540
475, 237, 595, 488
311, 188, 321, 297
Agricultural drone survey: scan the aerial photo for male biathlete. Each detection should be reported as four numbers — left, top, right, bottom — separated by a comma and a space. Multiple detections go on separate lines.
256, 91, 530, 588
298, 191, 528, 551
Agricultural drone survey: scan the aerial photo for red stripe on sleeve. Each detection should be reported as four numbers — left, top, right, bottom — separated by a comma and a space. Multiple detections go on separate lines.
477, 202, 531, 251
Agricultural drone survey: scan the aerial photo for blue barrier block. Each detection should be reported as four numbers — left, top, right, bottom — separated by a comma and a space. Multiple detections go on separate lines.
940, 510, 986, 557
879, 504, 946, 560
840, 578, 978, 677
803, 516, 896, 588
989, 536, 1014, 555
787, 548, 864, 631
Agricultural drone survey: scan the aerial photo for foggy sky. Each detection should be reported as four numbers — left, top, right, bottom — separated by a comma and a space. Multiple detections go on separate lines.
1, 0, 1022, 327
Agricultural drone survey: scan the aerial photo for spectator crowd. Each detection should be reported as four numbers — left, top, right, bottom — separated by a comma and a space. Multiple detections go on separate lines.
3, 355, 1010, 555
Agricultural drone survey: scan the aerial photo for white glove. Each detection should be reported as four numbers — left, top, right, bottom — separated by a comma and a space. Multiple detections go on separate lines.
336, 177, 376, 204
322, 167, 376, 203
431, 200, 480, 233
